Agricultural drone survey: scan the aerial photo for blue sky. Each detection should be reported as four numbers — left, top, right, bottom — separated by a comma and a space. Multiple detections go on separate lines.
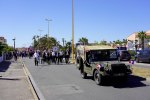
0, 0, 150, 48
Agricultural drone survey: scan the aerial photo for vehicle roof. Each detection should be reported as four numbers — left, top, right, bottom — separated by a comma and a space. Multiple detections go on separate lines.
77, 45, 116, 50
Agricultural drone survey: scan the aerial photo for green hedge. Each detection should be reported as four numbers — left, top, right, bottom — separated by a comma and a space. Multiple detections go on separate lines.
128, 50, 136, 56
128, 50, 136, 60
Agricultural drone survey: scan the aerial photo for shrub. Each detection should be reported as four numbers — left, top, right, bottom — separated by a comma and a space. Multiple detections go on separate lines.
128, 50, 136, 56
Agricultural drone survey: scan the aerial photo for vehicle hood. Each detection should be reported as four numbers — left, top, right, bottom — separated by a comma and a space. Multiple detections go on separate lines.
92, 61, 126, 67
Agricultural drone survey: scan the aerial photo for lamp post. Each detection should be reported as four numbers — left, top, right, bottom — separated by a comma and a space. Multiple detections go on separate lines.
45, 18, 52, 37
38, 29, 43, 50
72, 0, 75, 63
12, 38, 15, 51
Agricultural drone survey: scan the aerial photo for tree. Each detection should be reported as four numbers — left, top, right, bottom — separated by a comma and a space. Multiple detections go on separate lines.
122, 39, 127, 44
32, 34, 58, 50
113, 40, 122, 46
99, 40, 107, 45
0, 43, 13, 56
137, 31, 146, 50
78, 37, 88, 45
32, 35, 38, 49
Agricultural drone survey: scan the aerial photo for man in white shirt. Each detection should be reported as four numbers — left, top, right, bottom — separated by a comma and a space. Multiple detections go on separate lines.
33, 51, 39, 66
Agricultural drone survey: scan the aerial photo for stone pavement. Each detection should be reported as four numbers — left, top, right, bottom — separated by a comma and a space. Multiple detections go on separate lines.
0, 59, 37, 100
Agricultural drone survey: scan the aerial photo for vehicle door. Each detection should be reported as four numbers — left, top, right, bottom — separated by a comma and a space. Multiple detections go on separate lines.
84, 51, 92, 74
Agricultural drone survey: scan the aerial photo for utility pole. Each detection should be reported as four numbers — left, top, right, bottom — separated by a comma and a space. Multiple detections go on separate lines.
45, 19, 52, 37
72, 0, 75, 64
12, 38, 15, 51
38, 29, 43, 50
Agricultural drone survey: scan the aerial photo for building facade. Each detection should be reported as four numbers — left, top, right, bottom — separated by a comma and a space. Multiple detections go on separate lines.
127, 30, 150, 50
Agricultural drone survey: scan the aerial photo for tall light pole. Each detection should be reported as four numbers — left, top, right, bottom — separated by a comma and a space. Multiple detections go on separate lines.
38, 29, 43, 50
45, 19, 52, 37
72, 0, 75, 63
12, 37, 16, 51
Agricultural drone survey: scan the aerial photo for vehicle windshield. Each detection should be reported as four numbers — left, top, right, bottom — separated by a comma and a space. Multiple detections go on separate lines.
87, 49, 118, 62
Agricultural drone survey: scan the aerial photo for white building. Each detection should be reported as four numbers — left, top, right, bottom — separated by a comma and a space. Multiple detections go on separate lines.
127, 30, 150, 50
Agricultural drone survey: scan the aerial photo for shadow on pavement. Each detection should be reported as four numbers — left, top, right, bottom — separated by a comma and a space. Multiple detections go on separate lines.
0, 77, 20, 81
85, 75, 148, 88
104, 75, 148, 88
0, 61, 11, 72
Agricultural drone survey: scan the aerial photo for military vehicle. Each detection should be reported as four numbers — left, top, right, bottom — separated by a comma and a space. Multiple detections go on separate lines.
76, 45, 132, 85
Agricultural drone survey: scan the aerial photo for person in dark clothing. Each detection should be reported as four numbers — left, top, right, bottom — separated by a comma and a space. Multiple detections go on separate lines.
56, 52, 60, 64
13, 51, 17, 61
59, 50, 63, 63
65, 49, 70, 64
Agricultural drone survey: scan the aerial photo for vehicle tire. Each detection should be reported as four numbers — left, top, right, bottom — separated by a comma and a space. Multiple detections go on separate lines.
94, 70, 103, 85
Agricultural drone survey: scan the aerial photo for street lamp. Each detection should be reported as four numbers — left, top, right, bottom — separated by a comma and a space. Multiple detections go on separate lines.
72, 0, 75, 64
12, 38, 15, 51
45, 18, 52, 37
38, 29, 43, 50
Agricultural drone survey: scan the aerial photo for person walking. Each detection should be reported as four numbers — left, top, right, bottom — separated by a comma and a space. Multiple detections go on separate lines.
13, 50, 18, 61
33, 51, 39, 66
65, 49, 70, 64
56, 51, 60, 64
59, 50, 63, 63
52, 51, 56, 64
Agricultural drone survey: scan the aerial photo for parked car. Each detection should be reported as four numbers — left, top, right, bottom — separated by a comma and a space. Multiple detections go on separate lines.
118, 50, 131, 61
136, 49, 150, 63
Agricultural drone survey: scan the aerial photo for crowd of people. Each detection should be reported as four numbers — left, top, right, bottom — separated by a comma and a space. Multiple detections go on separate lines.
33, 49, 70, 66
10, 48, 71, 66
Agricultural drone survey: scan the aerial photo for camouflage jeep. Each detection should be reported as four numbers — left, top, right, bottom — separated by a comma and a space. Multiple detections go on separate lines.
76, 45, 132, 85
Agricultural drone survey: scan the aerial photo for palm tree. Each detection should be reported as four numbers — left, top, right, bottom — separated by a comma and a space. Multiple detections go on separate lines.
78, 37, 88, 45
136, 31, 146, 50
32, 35, 37, 49
113, 40, 122, 47
99, 40, 107, 45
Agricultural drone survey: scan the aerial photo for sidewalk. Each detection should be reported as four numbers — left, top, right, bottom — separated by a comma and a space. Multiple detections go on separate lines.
0, 59, 36, 100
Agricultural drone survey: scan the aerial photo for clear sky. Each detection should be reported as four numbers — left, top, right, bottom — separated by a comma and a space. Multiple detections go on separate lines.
1, 0, 150, 48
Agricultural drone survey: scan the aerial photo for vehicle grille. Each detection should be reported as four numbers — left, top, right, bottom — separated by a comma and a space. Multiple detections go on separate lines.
111, 64, 127, 74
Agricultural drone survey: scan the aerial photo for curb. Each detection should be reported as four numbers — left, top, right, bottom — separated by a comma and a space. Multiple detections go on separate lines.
22, 61, 45, 100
